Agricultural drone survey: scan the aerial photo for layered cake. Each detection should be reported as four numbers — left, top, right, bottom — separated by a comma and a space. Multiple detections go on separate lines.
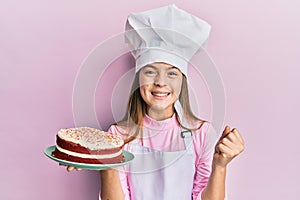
52, 127, 124, 164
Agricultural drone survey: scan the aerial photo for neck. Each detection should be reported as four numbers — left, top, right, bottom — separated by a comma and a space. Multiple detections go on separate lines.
147, 106, 175, 121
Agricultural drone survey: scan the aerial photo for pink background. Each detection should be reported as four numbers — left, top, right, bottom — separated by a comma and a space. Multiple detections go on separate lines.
1, 0, 300, 199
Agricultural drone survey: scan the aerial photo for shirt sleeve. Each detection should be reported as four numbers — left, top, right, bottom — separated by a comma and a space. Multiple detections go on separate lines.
99, 125, 131, 200
192, 123, 220, 200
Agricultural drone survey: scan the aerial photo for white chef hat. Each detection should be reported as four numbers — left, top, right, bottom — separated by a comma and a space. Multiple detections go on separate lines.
125, 4, 211, 76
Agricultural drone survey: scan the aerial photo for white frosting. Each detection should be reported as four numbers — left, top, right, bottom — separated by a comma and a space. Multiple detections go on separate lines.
56, 145, 122, 159
57, 127, 124, 150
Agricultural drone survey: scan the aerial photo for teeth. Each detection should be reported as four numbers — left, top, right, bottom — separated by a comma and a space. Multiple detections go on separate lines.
152, 92, 168, 97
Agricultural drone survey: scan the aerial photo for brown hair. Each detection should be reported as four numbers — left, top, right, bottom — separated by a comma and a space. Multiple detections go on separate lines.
117, 70, 206, 144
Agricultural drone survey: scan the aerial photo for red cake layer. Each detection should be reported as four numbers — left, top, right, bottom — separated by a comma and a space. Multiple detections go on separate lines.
52, 149, 124, 164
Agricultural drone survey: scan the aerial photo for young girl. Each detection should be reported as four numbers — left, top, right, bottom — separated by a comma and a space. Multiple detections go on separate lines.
100, 62, 244, 200
69, 5, 244, 200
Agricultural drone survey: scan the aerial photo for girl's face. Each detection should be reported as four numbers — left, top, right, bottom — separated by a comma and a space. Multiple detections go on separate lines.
139, 62, 183, 119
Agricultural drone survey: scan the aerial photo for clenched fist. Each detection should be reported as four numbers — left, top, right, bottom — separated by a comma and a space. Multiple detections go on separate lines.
213, 126, 245, 168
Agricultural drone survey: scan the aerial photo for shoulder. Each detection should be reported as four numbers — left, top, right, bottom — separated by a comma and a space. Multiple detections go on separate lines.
193, 121, 220, 141
192, 121, 221, 159
192, 121, 210, 140
192, 121, 221, 149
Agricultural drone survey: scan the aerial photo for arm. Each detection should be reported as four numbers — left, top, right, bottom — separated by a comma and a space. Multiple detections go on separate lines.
200, 165, 226, 200
99, 125, 131, 200
201, 126, 244, 200
100, 168, 125, 200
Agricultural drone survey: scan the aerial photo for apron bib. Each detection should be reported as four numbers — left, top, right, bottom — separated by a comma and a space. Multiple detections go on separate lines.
127, 131, 195, 200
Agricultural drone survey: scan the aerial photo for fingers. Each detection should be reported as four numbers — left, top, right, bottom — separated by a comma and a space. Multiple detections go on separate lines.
217, 142, 233, 158
221, 127, 244, 145
217, 126, 245, 157
67, 166, 75, 172
232, 128, 245, 145
215, 126, 230, 154
59, 163, 82, 172
219, 138, 243, 158
66, 166, 82, 172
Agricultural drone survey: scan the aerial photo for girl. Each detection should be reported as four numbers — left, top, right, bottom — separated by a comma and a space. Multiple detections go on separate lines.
99, 61, 244, 199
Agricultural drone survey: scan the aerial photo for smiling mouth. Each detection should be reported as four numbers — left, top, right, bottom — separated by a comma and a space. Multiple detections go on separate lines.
151, 92, 170, 97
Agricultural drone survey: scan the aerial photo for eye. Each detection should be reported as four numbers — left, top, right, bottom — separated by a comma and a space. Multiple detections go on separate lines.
168, 70, 179, 78
143, 68, 157, 76
145, 70, 155, 74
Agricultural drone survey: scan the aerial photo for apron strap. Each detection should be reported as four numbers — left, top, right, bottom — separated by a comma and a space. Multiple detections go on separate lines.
181, 130, 193, 150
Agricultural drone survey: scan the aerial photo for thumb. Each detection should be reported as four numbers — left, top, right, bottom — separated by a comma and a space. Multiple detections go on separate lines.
220, 125, 231, 140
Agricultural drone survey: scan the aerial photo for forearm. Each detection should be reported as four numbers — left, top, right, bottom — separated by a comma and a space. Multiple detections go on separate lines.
201, 165, 226, 200
100, 168, 124, 200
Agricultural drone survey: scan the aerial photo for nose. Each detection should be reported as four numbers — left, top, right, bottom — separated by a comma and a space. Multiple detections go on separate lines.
154, 73, 166, 87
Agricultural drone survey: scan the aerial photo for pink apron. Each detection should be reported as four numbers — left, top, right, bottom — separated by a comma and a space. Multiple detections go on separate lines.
127, 131, 195, 200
